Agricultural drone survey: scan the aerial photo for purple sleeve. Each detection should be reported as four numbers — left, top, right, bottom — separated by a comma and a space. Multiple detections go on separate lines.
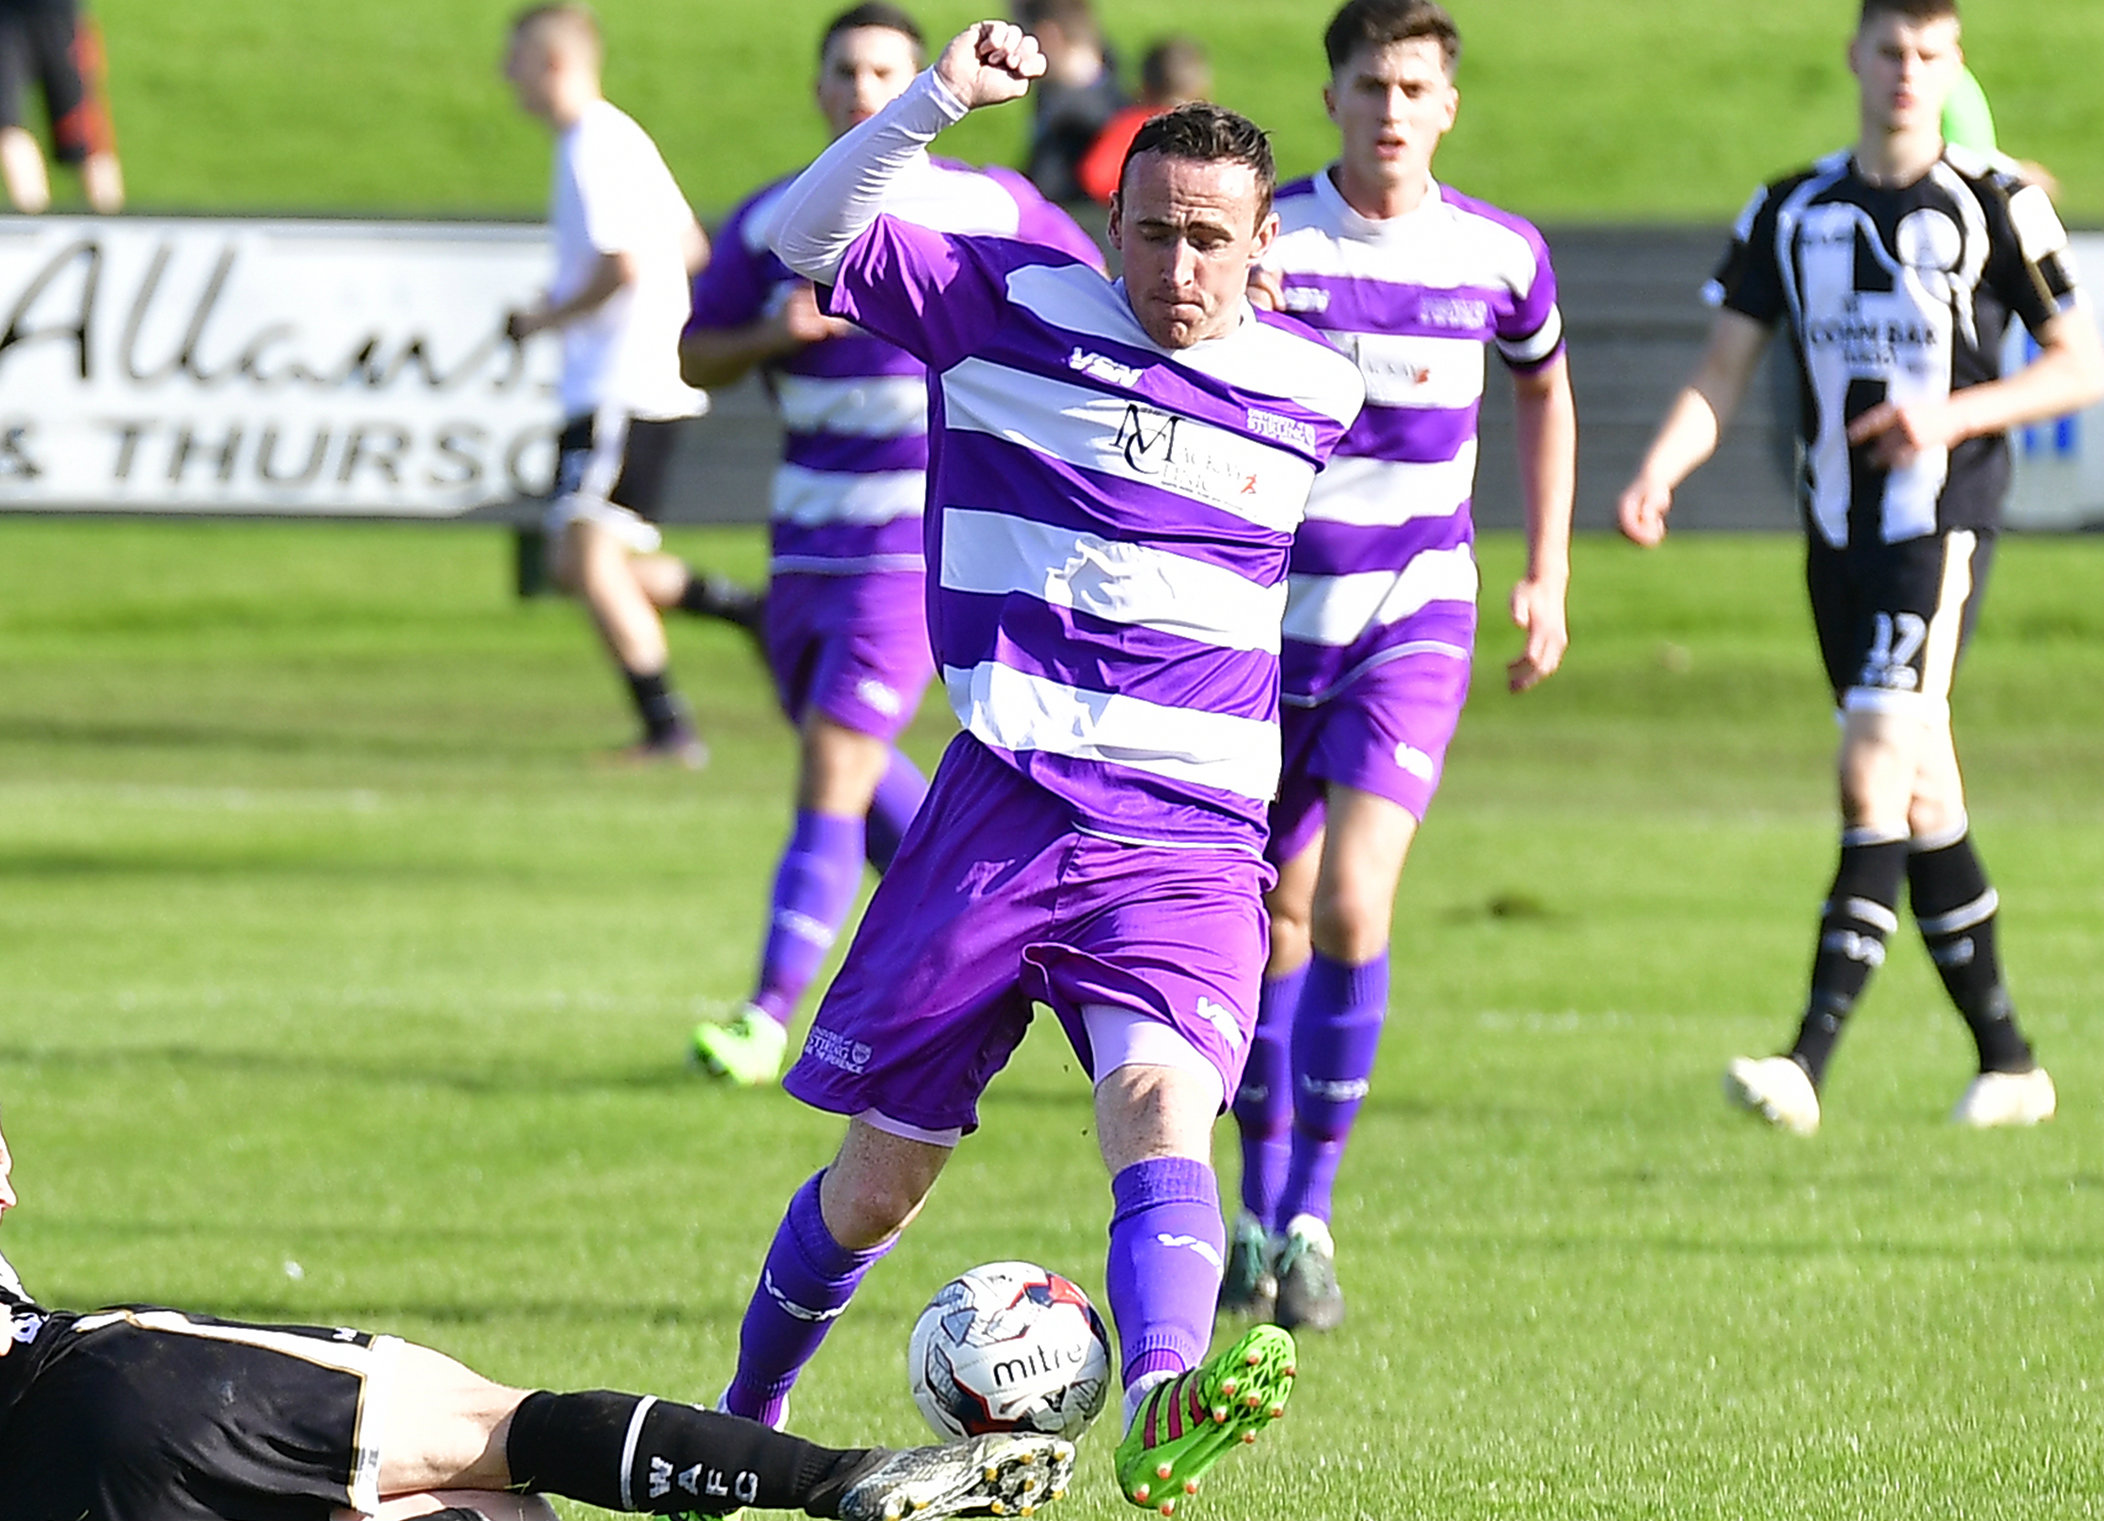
685, 195, 782, 339
981, 164, 1108, 274
825, 215, 1012, 372
1496, 217, 1565, 372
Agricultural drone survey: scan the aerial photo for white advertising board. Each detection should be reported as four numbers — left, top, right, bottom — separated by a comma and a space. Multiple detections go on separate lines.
0, 216, 561, 517
2005, 234, 2104, 530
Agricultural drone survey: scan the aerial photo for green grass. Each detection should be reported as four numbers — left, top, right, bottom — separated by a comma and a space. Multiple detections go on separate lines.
83, 0, 2104, 223
2, 520, 2102, 1518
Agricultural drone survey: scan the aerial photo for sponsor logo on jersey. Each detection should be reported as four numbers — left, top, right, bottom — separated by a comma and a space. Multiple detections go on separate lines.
1113, 404, 1267, 505
1282, 284, 1329, 314
1419, 295, 1490, 331
1067, 347, 1146, 389
1246, 408, 1318, 452
804, 1024, 873, 1075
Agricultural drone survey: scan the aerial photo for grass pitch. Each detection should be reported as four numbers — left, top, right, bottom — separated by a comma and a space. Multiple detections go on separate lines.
2, 521, 2102, 1519
88, 0, 2104, 223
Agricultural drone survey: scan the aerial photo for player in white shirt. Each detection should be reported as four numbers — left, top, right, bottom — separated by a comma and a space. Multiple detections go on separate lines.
503, 5, 748, 766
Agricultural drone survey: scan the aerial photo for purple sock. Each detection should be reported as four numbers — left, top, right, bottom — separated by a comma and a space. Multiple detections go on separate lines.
1276, 952, 1388, 1230
1106, 1158, 1223, 1393
722, 1171, 891, 1424
863, 749, 928, 874
752, 811, 865, 1024
1232, 965, 1304, 1225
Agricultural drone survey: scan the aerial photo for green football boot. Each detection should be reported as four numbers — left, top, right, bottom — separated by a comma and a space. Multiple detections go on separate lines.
691, 1007, 790, 1087
1113, 1325, 1296, 1515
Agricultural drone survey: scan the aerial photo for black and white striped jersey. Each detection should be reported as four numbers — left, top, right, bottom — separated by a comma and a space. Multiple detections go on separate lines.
0, 1248, 75, 1427
1709, 146, 2083, 547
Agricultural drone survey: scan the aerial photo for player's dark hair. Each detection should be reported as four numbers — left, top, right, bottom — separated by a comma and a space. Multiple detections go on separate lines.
1119, 102, 1277, 224
820, 3, 925, 65
1859, 0, 1959, 25
1322, 0, 1460, 78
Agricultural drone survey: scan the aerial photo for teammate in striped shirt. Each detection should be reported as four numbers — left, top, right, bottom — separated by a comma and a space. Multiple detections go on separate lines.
711, 23, 1364, 1511
1618, 0, 2103, 1134
680, 3, 1098, 1087
1220, 0, 1574, 1333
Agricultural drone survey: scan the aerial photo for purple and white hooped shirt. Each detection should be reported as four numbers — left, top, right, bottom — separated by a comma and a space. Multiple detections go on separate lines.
1265, 169, 1564, 706
826, 217, 1365, 852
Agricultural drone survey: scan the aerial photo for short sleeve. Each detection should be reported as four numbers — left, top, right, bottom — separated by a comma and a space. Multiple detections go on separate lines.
1706, 183, 1787, 327
687, 196, 781, 337
1982, 176, 2083, 339
825, 216, 1013, 372
1495, 220, 1565, 372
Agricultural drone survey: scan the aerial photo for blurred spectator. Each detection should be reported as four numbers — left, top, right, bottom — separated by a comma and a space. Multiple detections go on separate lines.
0, 0, 120, 213
1013, 0, 1124, 203
1074, 35, 1210, 205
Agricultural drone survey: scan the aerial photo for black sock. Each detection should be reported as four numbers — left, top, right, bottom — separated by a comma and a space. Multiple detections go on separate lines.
678, 568, 765, 630
1789, 832, 1908, 1086
1909, 829, 2033, 1073
506, 1390, 875, 1516
623, 668, 689, 743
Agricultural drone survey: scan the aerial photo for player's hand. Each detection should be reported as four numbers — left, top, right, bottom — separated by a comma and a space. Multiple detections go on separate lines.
1616, 477, 1672, 547
1247, 266, 1284, 311
933, 22, 1046, 110
1507, 577, 1569, 693
505, 307, 546, 342
780, 284, 854, 345
1847, 398, 1958, 470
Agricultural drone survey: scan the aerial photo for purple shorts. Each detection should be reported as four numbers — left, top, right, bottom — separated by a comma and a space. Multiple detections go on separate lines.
763, 569, 934, 742
1270, 642, 1473, 867
784, 735, 1272, 1135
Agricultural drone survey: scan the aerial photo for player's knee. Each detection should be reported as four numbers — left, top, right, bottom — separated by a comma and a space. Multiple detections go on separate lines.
1309, 891, 1390, 965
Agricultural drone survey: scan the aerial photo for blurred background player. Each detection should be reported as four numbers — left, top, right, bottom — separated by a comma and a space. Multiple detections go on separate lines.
0, 0, 121, 212
1617, 0, 2103, 1134
713, 21, 1363, 1511
1221, 0, 1574, 1333
503, 4, 757, 767
0, 1113, 1073, 1521
1072, 35, 1208, 206
680, 2, 1098, 1085
1011, 0, 1122, 204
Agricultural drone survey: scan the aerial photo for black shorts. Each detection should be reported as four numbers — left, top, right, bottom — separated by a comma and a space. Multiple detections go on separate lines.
0, 6, 114, 162
0, 1307, 395, 1521
1806, 528, 1995, 714
551, 412, 682, 518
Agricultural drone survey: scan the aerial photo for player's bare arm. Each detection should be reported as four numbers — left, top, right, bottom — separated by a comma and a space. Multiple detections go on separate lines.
1506, 351, 1575, 692
681, 285, 854, 388
1617, 308, 1770, 545
506, 249, 638, 340
1847, 303, 2104, 469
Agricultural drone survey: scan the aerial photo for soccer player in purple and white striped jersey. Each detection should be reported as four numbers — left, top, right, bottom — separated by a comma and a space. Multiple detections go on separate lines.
711, 22, 1364, 1511
1221, 0, 1576, 1333
680, 5, 1099, 1087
